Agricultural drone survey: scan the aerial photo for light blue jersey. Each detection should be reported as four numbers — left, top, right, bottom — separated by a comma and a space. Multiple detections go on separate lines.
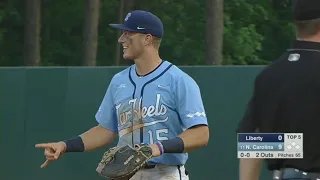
95, 60, 208, 166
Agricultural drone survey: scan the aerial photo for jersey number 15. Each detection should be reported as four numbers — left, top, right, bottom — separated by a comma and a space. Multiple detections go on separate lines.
147, 128, 169, 144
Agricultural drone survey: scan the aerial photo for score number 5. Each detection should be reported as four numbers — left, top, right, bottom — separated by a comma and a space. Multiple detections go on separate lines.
148, 129, 169, 144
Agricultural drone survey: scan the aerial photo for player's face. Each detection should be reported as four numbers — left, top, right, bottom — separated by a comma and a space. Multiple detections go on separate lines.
118, 31, 145, 60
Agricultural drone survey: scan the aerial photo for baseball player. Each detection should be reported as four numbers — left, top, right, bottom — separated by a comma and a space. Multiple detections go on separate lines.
35, 10, 209, 180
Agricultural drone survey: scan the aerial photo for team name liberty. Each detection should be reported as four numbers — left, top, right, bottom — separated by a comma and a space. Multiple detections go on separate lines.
246, 136, 264, 141
116, 94, 168, 126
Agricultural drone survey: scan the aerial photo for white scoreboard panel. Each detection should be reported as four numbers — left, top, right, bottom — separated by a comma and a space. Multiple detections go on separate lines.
237, 133, 303, 159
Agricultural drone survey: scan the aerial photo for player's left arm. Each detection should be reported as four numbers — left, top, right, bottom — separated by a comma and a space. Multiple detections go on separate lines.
178, 124, 209, 153
175, 76, 209, 152
149, 75, 209, 156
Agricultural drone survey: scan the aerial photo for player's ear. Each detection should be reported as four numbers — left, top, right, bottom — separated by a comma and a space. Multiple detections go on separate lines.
143, 34, 153, 46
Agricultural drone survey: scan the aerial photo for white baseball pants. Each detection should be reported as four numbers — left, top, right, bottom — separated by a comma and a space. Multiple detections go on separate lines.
130, 165, 189, 180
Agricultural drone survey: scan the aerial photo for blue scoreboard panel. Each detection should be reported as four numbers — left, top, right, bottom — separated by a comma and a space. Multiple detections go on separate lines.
237, 133, 303, 159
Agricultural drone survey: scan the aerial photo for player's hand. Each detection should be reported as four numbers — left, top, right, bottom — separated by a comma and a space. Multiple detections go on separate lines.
149, 144, 161, 157
35, 141, 67, 168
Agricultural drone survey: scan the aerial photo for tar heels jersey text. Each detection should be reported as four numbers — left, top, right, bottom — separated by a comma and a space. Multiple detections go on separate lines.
95, 61, 208, 165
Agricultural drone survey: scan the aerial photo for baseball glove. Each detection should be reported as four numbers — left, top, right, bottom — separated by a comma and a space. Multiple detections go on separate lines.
96, 144, 153, 180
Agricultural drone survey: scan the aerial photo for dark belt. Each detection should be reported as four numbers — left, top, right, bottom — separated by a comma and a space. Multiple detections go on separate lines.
143, 165, 181, 169
143, 165, 185, 170
273, 168, 320, 180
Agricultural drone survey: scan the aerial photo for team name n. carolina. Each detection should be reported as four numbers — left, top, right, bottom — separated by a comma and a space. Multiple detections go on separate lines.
252, 145, 273, 150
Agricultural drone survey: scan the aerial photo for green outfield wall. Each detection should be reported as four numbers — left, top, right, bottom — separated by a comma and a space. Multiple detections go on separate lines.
0, 66, 272, 180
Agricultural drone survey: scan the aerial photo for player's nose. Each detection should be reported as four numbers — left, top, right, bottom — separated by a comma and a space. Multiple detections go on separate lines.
118, 33, 125, 44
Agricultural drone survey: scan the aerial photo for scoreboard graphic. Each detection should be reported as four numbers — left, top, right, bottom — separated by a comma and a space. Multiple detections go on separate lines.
237, 133, 303, 159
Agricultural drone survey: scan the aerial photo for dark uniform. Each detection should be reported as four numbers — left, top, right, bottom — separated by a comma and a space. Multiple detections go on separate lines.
236, 0, 320, 179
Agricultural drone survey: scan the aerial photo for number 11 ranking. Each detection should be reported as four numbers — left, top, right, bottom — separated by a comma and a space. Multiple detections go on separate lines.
237, 133, 303, 159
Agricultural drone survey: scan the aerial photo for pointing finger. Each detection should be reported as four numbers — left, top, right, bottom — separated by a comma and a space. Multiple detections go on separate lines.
40, 159, 51, 168
35, 143, 51, 149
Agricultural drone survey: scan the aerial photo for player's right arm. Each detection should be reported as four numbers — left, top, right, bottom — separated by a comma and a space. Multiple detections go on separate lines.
35, 78, 118, 168
79, 125, 117, 152
35, 126, 117, 168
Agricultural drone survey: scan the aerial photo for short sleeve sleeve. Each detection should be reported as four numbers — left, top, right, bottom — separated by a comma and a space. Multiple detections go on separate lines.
175, 75, 208, 129
95, 80, 118, 132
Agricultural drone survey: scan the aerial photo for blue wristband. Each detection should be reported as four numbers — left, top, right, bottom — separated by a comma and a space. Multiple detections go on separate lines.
160, 137, 184, 153
63, 136, 85, 152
